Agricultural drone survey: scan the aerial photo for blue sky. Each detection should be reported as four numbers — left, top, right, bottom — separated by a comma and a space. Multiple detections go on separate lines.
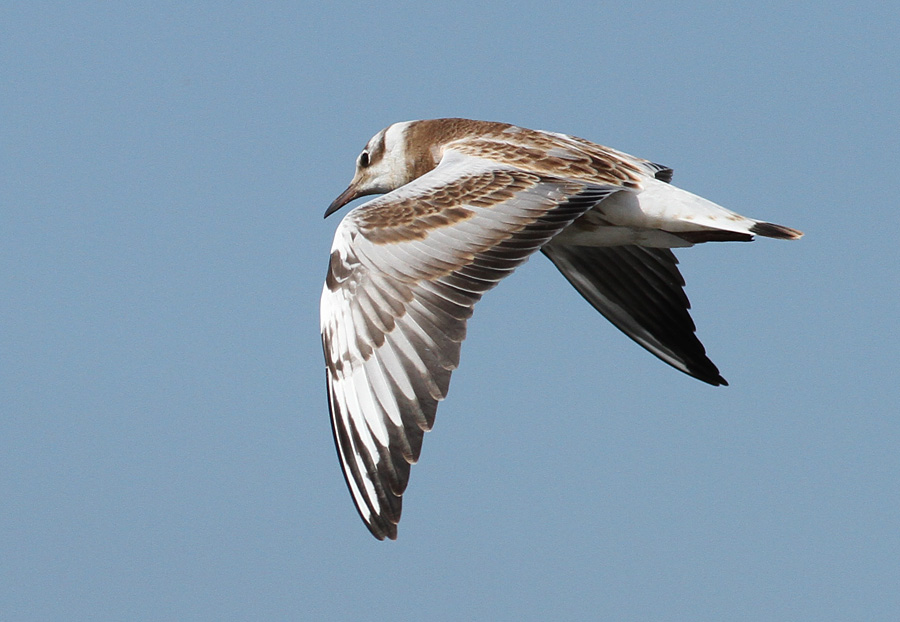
2, 2, 898, 620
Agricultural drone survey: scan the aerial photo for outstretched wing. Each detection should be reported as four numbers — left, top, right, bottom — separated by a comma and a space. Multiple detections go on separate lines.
320, 152, 619, 539
542, 243, 727, 386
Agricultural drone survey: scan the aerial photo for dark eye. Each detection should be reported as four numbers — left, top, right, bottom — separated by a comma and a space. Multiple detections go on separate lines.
358, 150, 370, 168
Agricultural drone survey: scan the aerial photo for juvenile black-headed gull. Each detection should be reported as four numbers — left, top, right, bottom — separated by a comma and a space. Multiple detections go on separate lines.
321, 118, 802, 539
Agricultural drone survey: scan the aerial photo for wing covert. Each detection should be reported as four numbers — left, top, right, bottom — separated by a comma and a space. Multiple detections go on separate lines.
321, 153, 618, 538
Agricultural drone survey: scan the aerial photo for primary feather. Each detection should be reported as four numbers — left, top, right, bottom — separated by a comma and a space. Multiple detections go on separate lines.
321, 118, 802, 539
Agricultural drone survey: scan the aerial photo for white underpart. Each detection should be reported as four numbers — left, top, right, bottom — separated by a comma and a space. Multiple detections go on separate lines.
554, 225, 694, 248
602, 177, 756, 234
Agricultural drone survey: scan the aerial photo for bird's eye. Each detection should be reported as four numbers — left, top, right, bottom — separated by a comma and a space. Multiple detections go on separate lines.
358, 151, 370, 168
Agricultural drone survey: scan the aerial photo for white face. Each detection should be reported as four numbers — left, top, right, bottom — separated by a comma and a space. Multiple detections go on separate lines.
325, 121, 417, 216
353, 121, 413, 194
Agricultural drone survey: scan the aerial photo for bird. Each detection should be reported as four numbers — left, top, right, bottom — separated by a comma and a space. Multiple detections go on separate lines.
320, 118, 802, 540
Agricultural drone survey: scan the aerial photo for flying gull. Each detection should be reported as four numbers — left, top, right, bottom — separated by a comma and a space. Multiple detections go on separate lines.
321, 118, 802, 539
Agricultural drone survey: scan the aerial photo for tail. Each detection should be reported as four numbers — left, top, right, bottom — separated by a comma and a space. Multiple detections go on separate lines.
749, 221, 804, 240
601, 178, 803, 243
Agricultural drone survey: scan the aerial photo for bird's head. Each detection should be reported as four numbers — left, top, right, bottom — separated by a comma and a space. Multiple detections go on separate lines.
325, 120, 433, 218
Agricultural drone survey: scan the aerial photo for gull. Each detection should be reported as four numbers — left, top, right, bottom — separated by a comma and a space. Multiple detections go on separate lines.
321, 118, 802, 540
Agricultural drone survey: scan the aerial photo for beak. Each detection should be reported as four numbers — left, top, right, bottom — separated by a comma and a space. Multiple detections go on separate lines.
324, 183, 362, 218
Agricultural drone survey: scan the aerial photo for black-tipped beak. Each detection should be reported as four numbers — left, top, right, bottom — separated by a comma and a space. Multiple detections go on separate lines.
324, 184, 361, 219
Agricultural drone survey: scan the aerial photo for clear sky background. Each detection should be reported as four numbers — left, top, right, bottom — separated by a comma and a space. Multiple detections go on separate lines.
2, 2, 898, 620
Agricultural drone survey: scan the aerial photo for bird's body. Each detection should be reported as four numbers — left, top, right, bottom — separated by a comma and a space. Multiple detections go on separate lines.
321, 118, 802, 539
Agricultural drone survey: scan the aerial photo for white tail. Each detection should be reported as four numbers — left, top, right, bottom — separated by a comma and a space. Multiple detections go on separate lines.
599, 178, 802, 241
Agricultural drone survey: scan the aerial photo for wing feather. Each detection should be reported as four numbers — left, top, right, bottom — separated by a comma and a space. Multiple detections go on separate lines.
541, 243, 727, 386
321, 152, 618, 539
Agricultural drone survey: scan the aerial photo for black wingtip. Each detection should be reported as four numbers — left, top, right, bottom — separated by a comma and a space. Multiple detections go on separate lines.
750, 222, 804, 240
366, 518, 398, 541
654, 167, 674, 183
689, 364, 728, 387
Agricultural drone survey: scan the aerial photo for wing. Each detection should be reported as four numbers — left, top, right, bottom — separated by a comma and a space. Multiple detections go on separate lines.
321, 152, 619, 539
541, 242, 727, 386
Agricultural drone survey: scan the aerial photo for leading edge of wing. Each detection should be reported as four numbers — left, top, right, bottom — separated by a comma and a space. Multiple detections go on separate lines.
321, 153, 623, 538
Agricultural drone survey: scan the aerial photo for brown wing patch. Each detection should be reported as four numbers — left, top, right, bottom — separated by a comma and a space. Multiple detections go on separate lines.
325, 249, 353, 292
399, 118, 649, 189
450, 136, 643, 189
355, 170, 542, 244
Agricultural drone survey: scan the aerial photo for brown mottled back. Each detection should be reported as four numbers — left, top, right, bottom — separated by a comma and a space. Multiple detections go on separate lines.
402, 118, 646, 189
